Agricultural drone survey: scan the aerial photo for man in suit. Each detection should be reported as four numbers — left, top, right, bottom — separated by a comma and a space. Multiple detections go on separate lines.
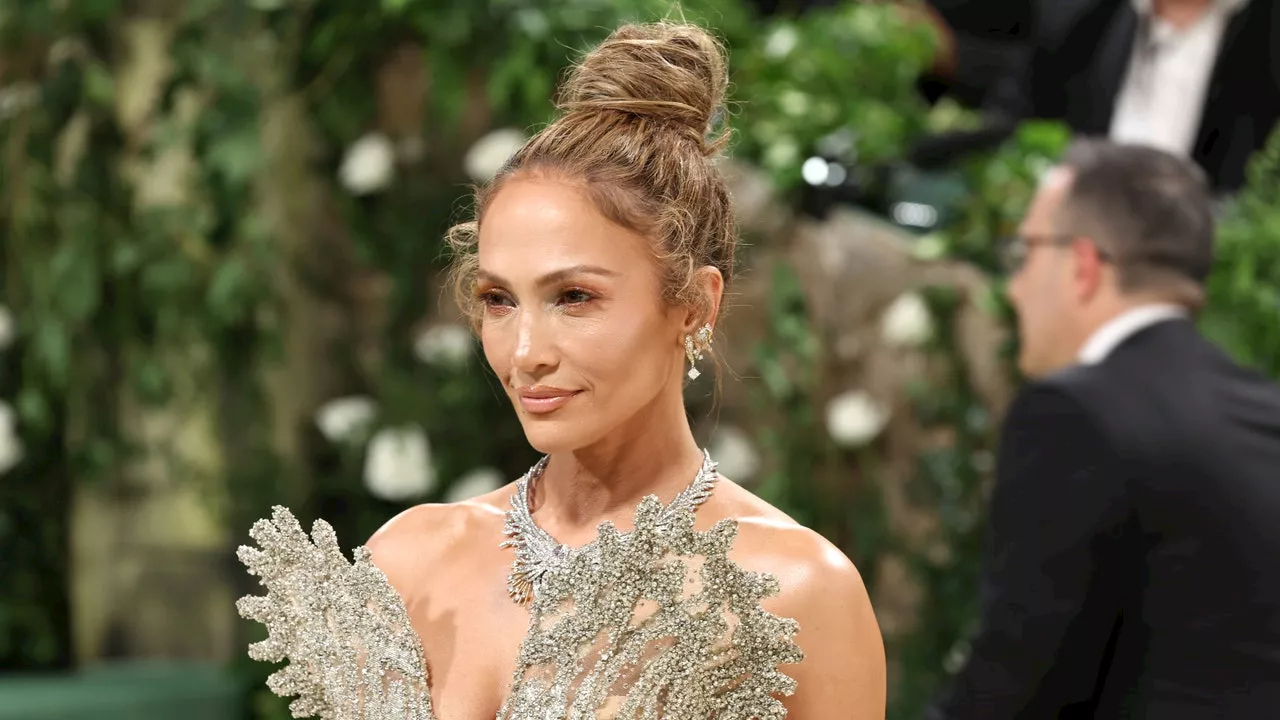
912, 0, 1280, 194
927, 139, 1280, 718
915, 0, 1036, 108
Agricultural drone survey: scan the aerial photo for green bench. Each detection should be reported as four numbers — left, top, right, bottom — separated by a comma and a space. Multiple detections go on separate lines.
0, 662, 241, 720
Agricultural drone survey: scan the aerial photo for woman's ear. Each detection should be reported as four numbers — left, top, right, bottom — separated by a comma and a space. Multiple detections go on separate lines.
683, 265, 725, 332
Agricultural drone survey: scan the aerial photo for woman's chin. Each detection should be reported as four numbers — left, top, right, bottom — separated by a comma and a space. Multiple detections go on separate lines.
518, 418, 595, 456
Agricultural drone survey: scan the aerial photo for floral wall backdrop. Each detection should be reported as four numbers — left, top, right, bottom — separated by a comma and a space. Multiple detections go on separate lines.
1, 1, 1277, 719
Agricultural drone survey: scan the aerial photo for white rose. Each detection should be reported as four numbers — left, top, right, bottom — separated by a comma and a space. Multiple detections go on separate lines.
707, 425, 760, 481
0, 400, 22, 474
314, 395, 377, 444
444, 466, 506, 503
880, 292, 934, 348
413, 323, 473, 367
763, 25, 799, 59
363, 424, 435, 502
463, 128, 527, 183
338, 132, 396, 195
0, 305, 13, 350
825, 390, 890, 448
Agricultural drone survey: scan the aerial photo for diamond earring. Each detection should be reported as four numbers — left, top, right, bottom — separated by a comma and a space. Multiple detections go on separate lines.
684, 323, 713, 380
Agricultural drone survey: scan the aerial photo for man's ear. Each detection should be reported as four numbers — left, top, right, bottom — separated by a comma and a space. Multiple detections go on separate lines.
1071, 237, 1107, 301
682, 265, 725, 332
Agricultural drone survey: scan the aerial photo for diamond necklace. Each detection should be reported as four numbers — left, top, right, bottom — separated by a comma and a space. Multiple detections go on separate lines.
500, 450, 720, 605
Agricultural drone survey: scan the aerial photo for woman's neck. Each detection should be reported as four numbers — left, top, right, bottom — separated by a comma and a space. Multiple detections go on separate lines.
530, 394, 705, 542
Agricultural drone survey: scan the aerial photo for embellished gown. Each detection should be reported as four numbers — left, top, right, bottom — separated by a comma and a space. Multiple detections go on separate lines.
237, 459, 805, 719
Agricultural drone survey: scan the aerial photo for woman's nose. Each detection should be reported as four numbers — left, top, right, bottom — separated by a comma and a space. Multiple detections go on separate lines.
511, 307, 557, 376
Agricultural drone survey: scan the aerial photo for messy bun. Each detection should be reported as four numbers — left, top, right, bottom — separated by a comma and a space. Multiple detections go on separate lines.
446, 21, 736, 328
558, 23, 729, 154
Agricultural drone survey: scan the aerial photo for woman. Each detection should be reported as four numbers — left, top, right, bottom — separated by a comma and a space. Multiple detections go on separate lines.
238, 21, 885, 719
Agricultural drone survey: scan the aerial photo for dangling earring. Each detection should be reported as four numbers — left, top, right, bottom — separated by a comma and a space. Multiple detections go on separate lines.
684, 323, 713, 380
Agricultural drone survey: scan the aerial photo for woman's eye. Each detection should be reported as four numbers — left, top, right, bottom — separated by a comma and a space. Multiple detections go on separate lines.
559, 289, 594, 305
480, 291, 513, 308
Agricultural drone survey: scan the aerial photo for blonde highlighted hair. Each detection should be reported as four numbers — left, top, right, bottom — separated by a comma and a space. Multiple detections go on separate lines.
445, 21, 737, 328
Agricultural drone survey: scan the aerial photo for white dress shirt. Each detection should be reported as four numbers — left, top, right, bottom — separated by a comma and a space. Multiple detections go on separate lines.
1108, 0, 1250, 157
1077, 304, 1189, 364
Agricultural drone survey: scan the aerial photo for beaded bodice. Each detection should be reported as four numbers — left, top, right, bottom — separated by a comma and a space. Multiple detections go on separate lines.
237, 466, 804, 719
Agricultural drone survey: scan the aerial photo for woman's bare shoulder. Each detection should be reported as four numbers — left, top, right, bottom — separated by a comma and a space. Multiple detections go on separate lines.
363, 486, 515, 592
709, 478, 886, 715
709, 479, 865, 595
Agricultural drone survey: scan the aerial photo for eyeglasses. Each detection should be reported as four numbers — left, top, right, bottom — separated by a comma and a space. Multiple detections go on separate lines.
998, 234, 1113, 272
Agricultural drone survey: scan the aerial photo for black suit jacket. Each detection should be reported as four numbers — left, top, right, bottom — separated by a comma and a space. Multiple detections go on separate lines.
928, 318, 1280, 719
910, 0, 1280, 191
986, 0, 1280, 192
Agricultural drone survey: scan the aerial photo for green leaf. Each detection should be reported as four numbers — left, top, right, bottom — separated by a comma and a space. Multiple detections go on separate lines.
207, 257, 249, 325
32, 322, 70, 390
82, 62, 115, 107
16, 386, 51, 433
207, 130, 261, 185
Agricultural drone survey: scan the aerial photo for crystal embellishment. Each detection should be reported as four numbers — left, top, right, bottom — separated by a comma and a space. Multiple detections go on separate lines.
500, 449, 719, 605
236, 451, 806, 719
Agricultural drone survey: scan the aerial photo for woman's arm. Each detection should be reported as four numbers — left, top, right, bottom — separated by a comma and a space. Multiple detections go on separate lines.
762, 526, 887, 719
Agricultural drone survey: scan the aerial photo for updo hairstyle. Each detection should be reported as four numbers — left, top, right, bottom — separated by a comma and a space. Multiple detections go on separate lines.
445, 21, 737, 330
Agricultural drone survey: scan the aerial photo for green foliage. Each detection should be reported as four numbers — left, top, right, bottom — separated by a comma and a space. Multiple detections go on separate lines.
750, 262, 822, 526
1, 0, 280, 670
883, 122, 1071, 719
1202, 126, 1280, 374
4, 1, 1278, 718
734, 3, 937, 184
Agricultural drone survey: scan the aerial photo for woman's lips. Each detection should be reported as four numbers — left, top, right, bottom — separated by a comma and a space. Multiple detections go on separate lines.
516, 388, 581, 415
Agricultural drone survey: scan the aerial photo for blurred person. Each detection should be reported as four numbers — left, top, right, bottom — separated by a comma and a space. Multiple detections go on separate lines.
914, 0, 1037, 108
237, 22, 886, 720
746, 0, 840, 16
912, 0, 1280, 194
927, 139, 1280, 718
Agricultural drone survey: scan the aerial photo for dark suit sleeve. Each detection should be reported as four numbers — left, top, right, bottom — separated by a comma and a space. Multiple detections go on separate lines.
981, 0, 1074, 124
927, 383, 1131, 719
905, 8, 1054, 168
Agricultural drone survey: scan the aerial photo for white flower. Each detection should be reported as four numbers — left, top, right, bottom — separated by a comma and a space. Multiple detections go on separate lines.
413, 323, 473, 367
0, 83, 40, 121
778, 89, 811, 118
825, 390, 890, 448
0, 305, 14, 350
463, 128, 527, 183
0, 400, 23, 475
763, 25, 799, 59
315, 395, 378, 444
707, 425, 760, 481
339, 132, 396, 195
364, 424, 435, 502
445, 466, 505, 503
880, 292, 934, 348
911, 233, 948, 261
943, 638, 973, 674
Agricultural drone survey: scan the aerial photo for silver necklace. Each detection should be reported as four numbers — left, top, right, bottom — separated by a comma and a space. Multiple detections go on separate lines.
500, 450, 719, 605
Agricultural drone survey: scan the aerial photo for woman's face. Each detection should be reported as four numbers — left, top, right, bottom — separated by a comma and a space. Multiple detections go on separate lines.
476, 176, 691, 454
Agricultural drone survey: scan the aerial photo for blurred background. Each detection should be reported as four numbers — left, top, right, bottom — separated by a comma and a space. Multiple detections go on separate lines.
0, 0, 1277, 718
